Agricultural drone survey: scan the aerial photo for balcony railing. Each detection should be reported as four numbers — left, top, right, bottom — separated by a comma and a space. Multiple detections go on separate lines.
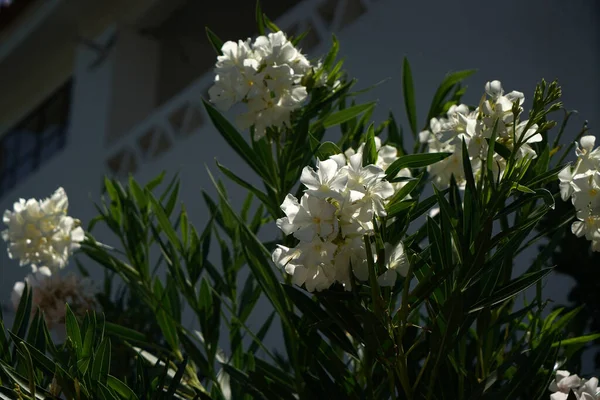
0, 80, 71, 197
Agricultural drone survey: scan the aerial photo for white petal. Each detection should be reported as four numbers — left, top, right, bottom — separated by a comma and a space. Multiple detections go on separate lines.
300, 166, 321, 190
377, 269, 397, 287
317, 159, 340, 184
580, 135, 596, 152
571, 221, 585, 237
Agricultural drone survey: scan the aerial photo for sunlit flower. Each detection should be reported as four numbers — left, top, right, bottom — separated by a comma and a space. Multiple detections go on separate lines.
377, 242, 409, 287
301, 159, 348, 199
549, 370, 600, 400
2, 188, 84, 272
209, 31, 312, 138
273, 142, 399, 291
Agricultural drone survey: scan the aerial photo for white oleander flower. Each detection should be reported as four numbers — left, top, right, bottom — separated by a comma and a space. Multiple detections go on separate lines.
549, 370, 583, 400
377, 242, 409, 287
559, 166, 576, 202
209, 31, 312, 139
301, 158, 348, 199
208, 39, 262, 111
549, 370, 600, 400
334, 236, 369, 284
481, 80, 524, 135
578, 378, 600, 400
276, 193, 338, 242
571, 172, 600, 213
571, 208, 600, 245
273, 142, 401, 291
252, 31, 311, 77
11, 265, 98, 330
560, 135, 600, 252
575, 135, 600, 174
2, 188, 85, 272
272, 238, 337, 292
341, 154, 394, 221
428, 142, 469, 189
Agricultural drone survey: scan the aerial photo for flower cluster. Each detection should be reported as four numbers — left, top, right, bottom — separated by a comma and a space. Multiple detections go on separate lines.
549, 370, 599, 400
558, 135, 600, 251
2, 187, 85, 272
420, 80, 541, 189
272, 141, 409, 292
2, 188, 94, 331
209, 31, 313, 139
11, 265, 98, 330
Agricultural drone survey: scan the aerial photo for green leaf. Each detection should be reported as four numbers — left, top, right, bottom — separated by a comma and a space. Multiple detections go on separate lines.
97, 381, 119, 400
91, 338, 111, 385
525, 162, 569, 187
107, 375, 139, 400
129, 175, 148, 209
11, 334, 54, 376
385, 153, 451, 180
199, 278, 213, 312
387, 174, 421, 206
205, 27, 223, 55
153, 280, 179, 350
165, 357, 188, 398
461, 139, 477, 194
321, 35, 339, 71
402, 57, 418, 137
12, 280, 32, 340
262, 13, 280, 33
322, 102, 376, 128
104, 322, 146, 343
65, 304, 82, 356
283, 285, 358, 358
145, 171, 166, 191
552, 333, 600, 348
315, 141, 342, 160
362, 124, 377, 166
255, 0, 265, 35
222, 364, 269, 399
409, 189, 449, 222
468, 268, 553, 313
426, 69, 477, 123
387, 112, 405, 156
147, 191, 182, 253
206, 168, 292, 326
203, 99, 267, 179
496, 188, 555, 218
16, 342, 35, 398
248, 312, 276, 354
216, 161, 278, 217
82, 313, 96, 359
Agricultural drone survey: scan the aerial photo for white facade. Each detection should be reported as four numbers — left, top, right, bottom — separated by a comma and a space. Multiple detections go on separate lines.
0, 0, 598, 370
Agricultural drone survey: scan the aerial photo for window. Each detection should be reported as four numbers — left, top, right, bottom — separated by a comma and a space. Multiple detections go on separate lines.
0, 80, 71, 198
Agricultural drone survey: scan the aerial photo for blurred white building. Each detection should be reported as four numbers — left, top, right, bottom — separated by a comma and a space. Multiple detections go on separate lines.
0, 0, 598, 370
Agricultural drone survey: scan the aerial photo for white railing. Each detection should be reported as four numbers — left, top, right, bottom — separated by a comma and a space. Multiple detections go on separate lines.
104, 0, 375, 177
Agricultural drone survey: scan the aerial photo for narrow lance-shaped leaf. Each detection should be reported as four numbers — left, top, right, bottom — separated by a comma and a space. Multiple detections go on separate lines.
402, 57, 418, 137
255, 0, 265, 35
426, 69, 477, 124
321, 102, 376, 128
362, 124, 377, 166
203, 99, 267, 180
385, 153, 452, 180
468, 268, 553, 313
206, 27, 223, 55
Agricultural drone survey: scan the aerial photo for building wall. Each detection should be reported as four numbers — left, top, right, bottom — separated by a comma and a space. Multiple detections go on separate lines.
0, 0, 598, 373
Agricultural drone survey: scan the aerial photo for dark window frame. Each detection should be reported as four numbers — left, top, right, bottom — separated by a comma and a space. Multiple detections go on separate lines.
0, 79, 72, 198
